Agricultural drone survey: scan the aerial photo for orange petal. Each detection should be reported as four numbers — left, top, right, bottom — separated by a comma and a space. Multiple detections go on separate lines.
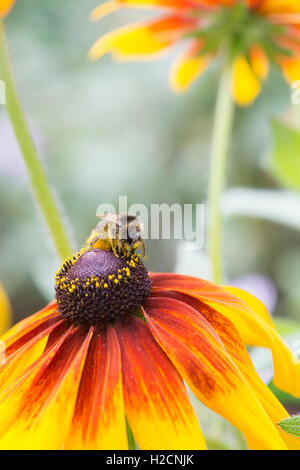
198, 0, 236, 5
0, 0, 15, 18
65, 325, 127, 450
170, 41, 212, 92
88, 16, 196, 61
91, 0, 194, 21
143, 295, 287, 449
0, 325, 90, 449
0, 319, 68, 393
150, 272, 253, 309
220, 286, 300, 397
151, 274, 300, 398
150, 273, 276, 327
0, 301, 58, 343
247, 0, 264, 8
251, 46, 269, 80
151, 291, 300, 449
259, 0, 300, 14
2, 311, 62, 357
280, 56, 300, 83
115, 315, 206, 450
90, 1, 120, 21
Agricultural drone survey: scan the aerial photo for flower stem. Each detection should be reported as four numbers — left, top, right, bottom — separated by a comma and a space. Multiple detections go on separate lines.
0, 19, 73, 260
126, 417, 137, 450
207, 61, 235, 283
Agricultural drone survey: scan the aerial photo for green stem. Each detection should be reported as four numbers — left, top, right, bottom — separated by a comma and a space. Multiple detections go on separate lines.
126, 418, 137, 450
0, 19, 73, 260
207, 61, 235, 283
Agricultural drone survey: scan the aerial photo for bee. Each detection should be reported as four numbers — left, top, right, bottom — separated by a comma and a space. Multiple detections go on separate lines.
85, 214, 146, 258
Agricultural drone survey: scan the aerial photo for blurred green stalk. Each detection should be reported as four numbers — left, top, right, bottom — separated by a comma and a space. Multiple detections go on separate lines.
0, 19, 73, 260
207, 62, 234, 283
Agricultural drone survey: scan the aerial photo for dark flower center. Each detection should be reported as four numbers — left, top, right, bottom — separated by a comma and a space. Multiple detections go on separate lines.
55, 249, 152, 325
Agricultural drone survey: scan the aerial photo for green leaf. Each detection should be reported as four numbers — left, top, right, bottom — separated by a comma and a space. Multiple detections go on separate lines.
222, 188, 300, 231
270, 120, 300, 191
278, 416, 300, 438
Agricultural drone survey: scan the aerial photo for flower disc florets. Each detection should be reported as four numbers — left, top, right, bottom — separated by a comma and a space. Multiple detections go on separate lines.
55, 249, 152, 325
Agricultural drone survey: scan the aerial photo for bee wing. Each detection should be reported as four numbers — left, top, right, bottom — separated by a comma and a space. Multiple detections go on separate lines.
97, 213, 119, 224
96, 214, 120, 238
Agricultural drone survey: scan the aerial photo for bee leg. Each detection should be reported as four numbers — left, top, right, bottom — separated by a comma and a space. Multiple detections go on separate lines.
88, 236, 99, 248
123, 242, 129, 258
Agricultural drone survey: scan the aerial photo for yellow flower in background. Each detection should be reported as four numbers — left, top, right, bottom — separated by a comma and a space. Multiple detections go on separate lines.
0, 283, 11, 335
0, 0, 15, 18
89, 0, 300, 105
0, 241, 299, 449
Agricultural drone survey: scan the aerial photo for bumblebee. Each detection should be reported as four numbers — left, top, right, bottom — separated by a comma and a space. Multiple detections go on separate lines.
85, 214, 146, 258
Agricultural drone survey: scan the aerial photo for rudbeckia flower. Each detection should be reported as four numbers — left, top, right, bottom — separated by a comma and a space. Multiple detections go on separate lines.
0, 0, 16, 18
0, 238, 300, 450
89, 0, 300, 105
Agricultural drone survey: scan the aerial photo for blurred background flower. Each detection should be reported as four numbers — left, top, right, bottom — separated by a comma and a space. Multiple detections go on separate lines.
89, 0, 300, 105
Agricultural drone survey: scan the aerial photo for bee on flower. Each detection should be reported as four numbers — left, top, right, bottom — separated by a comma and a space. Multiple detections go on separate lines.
0, 222, 299, 450
85, 213, 146, 258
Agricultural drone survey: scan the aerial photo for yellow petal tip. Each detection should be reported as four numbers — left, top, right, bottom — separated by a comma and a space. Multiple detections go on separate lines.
90, 2, 120, 22
0, 284, 12, 336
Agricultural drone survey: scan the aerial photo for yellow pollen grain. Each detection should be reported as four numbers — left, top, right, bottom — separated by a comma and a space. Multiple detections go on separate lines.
114, 279, 119, 284
104, 283, 108, 288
